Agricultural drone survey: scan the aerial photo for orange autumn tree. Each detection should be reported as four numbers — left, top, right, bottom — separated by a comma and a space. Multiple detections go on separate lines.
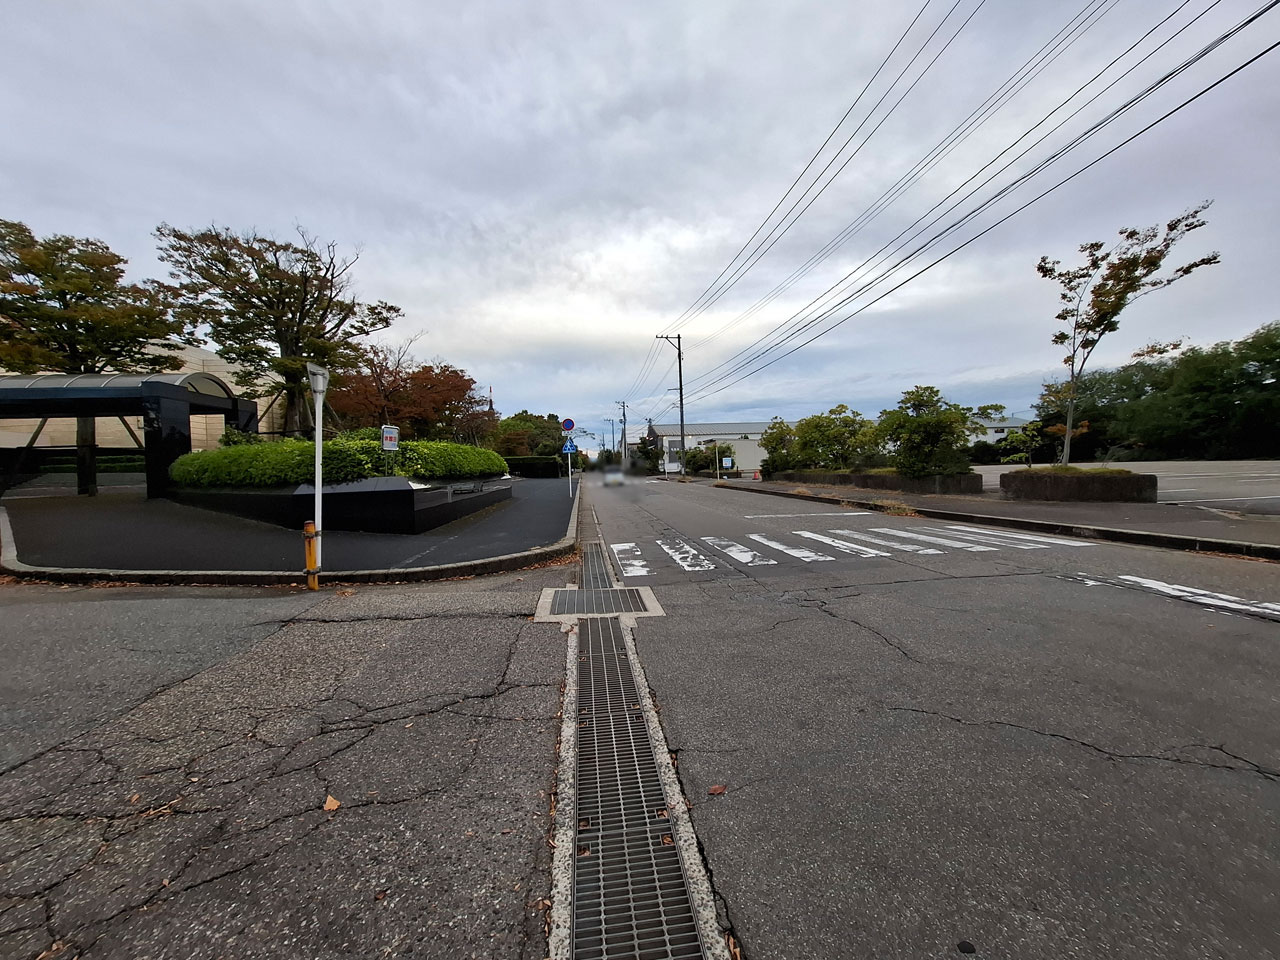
328, 338, 495, 442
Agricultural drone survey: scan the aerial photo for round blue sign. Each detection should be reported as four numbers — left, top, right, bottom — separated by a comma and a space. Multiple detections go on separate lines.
561, 418, 575, 431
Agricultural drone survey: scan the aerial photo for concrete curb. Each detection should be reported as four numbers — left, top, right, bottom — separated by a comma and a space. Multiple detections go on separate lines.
0, 487, 582, 586
712, 482, 1280, 562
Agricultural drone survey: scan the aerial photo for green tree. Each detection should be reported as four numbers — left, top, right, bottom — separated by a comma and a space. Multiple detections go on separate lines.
491, 411, 563, 457
997, 421, 1045, 468
1036, 201, 1219, 464
876, 386, 1002, 479
758, 417, 796, 476
792, 405, 883, 470
155, 223, 401, 435
635, 435, 663, 473
0, 219, 188, 375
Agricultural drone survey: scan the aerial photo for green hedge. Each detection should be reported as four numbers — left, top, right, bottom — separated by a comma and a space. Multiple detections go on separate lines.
170, 438, 507, 488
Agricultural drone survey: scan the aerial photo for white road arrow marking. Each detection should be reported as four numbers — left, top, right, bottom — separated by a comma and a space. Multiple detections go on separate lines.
610, 543, 651, 577
826, 529, 943, 554
793, 531, 890, 557
747, 533, 834, 562
701, 536, 777, 565
656, 539, 717, 571
868, 528, 997, 552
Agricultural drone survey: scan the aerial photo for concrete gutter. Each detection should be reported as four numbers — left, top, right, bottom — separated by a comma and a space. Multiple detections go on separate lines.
0, 488, 581, 585
713, 482, 1280, 562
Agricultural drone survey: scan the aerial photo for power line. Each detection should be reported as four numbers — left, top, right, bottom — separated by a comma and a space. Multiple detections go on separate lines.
687, 0, 1121, 356
689, 0, 1240, 396
689, 18, 1279, 404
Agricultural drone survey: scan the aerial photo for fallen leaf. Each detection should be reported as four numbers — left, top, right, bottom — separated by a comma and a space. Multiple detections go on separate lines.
708, 784, 727, 796
336, 589, 355, 597
323, 795, 341, 812
161, 878, 170, 887
129, 793, 141, 804
660, 834, 674, 845
374, 891, 387, 901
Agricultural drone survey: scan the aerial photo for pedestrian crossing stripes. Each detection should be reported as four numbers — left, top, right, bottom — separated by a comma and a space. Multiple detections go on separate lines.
609, 525, 1092, 576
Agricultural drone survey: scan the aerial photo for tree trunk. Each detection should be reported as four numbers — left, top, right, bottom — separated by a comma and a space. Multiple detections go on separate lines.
1060, 393, 1076, 465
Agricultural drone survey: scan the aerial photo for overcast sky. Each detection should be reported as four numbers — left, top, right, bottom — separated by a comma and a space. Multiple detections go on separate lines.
4, 0, 1277, 445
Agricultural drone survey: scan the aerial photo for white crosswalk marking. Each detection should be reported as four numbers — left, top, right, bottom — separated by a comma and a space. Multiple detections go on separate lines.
702, 536, 777, 566
914, 526, 1047, 550
656, 539, 717, 571
611, 543, 651, 577
793, 531, 890, 557
747, 533, 834, 562
826, 529, 943, 554
942, 525, 1094, 547
868, 528, 997, 552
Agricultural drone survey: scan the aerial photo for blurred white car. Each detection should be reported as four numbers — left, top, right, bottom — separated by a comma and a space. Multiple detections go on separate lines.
603, 467, 625, 487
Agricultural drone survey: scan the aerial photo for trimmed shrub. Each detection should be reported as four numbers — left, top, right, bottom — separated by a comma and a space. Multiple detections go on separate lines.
170, 439, 506, 488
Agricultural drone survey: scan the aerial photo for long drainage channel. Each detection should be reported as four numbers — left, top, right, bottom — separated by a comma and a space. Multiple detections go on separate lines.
548, 541, 728, 960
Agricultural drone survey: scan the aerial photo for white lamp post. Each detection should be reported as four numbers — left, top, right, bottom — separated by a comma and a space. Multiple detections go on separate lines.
306, 363, 330, 571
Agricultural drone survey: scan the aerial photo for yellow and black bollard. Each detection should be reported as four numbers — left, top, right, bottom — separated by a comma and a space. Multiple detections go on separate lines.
303, 520, 320, 590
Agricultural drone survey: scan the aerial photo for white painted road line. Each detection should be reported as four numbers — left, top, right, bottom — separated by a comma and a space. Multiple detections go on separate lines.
701, 536, 777, 566
1116, 575, 1280, 616
868, 528, 997, 552
942, 525, 1094, 548
743, 512, 873, 518
918, 526, 1047, 550
611, 543, 651, 577
826, 529, 943, 555
1162, 495, 1280, 503
793, 531, 891, 558
747, 533, 834, 562
656, 539, 717, 571
1161, 488, 1199, 493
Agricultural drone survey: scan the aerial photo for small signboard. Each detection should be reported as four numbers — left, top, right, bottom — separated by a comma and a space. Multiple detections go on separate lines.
561, 418, 575, 431
722, 457, 733, 468
562, 440, 578, 454
381, 425, 400, 452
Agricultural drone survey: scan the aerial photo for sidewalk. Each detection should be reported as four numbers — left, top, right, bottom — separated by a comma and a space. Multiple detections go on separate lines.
714, 478, 1280, 559
0, 477, 578, 583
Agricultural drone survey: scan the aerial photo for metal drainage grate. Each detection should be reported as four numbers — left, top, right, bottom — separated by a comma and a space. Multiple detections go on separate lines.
582, 542, 615, 590
552, 588, 648, 617
573, 616, 704, 960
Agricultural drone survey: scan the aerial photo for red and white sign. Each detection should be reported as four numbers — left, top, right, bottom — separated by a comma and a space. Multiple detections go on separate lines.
381, 425, 400, 451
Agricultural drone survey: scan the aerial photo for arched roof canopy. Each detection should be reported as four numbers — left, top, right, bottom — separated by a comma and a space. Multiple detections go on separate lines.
0, 371, 242, 418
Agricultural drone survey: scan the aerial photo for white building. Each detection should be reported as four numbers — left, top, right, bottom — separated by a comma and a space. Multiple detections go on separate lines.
637, 421, 795, 474
970, 415, 1030, 442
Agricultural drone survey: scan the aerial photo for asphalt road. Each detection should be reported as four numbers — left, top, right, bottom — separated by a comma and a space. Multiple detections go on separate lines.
971, 460, 1280, 513
0, 570, 569, 959
588, 477, 1280, 959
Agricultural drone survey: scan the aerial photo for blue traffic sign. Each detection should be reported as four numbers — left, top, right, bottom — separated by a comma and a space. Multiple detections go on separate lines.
561, 418, 575, 431
561, 440, 577, 453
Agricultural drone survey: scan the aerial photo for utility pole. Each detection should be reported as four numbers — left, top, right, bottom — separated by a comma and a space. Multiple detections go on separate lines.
616, 401, 627, 464
603, 417, 616, 456
656, 334, 686, 474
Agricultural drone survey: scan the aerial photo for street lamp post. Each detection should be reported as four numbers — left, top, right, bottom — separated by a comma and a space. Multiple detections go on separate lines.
306, 363, 329, 584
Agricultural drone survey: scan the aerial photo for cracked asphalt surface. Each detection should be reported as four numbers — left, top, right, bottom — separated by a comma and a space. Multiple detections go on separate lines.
0, 568, 571, 959
591, 479, 1280, 959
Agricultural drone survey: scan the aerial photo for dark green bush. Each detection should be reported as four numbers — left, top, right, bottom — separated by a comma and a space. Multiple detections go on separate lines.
170, 439, 506, 488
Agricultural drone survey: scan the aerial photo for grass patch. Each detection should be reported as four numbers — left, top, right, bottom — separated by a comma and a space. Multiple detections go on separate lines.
1021, 465, 1134, 476
790, 487, 815, 496
863, 467, 899, 476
